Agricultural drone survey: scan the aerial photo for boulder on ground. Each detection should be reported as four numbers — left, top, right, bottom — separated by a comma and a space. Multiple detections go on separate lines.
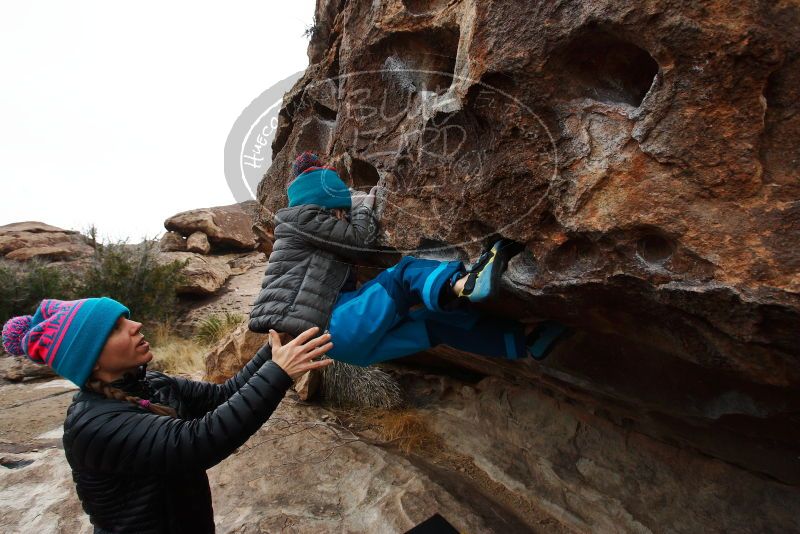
0, 355, 57, 382
159, 231, 186, 252
250, 0, 800, 527
204, 322, 269, 383
186, 232, 211, 254
158, 252, 231, 295
164, 203, 257, 251
158, 251, 263, 296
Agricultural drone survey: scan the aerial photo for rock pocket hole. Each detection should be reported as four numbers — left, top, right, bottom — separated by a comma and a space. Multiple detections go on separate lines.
375, 27, 459, 95
637, 235, 674, 264
1, 458, 34, 469
349, 158, 381, 190
550, 30, 658, 107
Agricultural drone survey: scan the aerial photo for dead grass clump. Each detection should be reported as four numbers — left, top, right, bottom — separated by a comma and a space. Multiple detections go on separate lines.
194, 312, 244, 346
320, 361, 403, 409
147, 320, 204, 375
361, 408, 443, 455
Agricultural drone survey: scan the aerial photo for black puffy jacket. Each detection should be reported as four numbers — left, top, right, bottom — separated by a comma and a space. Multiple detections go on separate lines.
249, 203, 379, 336
62, 345, 291, 534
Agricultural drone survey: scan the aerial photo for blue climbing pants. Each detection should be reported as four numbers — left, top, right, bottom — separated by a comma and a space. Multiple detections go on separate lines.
327, 256, 527, 367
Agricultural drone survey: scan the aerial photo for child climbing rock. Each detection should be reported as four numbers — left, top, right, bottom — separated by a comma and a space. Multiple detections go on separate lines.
249, 151, 569, 366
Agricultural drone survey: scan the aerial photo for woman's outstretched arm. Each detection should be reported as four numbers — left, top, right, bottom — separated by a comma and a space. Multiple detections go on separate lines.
161, 343, 274, 417
63, 328, 332, 475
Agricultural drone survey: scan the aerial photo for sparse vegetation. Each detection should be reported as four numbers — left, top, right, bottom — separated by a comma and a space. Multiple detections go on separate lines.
0, 233, 186, 327
194, 312, 244, 346
358, 408, 442, 455
0, 260, 77, 324
148, 336, 205, 376
81, 239, 185, 325
303, 14, 320, 39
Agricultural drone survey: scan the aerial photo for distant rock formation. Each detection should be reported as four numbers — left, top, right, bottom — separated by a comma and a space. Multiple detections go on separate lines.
164, 201, 258, 252
160, 201, 264, 296
250, 0, 800, 528
0, 222, 93, 264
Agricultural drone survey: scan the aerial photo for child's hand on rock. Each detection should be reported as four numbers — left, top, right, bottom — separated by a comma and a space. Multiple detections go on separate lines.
351, 185, 380, 211
269, 327, 333, 381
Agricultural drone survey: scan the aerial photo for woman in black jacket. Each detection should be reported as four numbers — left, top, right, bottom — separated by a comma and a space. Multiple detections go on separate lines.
1, 297, 332, 533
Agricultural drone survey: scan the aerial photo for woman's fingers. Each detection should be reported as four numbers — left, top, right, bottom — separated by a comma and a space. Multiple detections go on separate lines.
304, 342, 333, 360
300, 332, 332, 352
289, 326, 320, 347
268, 330, 282, 349
304, 358, 334, 371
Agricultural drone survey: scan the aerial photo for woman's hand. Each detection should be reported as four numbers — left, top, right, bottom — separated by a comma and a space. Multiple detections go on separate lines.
268, 327, 334, 381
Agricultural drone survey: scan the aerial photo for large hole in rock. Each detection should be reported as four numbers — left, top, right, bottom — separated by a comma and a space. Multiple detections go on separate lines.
349, 158, 381, 190
550, 30, 658, 107
374, 27, 459, 95
637, 234, 674, 264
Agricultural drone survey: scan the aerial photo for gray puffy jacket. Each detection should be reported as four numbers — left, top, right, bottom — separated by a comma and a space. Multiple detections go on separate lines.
249, 203, 379, 336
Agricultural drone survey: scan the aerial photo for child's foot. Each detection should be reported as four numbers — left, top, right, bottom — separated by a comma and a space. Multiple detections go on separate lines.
525, 320, 571, 360
456, 239, 523, 303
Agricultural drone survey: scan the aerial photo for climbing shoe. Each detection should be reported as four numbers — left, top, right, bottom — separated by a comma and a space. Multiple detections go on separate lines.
457, 238, 523, 303
526, 320, 571, 360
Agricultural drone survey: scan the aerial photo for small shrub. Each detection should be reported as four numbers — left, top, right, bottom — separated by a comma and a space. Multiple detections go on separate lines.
0, 260, 78, 325
320, 361, 403, 409
194, 312, 244, 346
0, 230, 185, 328
361, 408, 442, 455
81, 240, 186, 325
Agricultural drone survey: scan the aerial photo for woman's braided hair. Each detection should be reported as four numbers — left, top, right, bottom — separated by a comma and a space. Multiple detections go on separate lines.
86, 379, 177, 418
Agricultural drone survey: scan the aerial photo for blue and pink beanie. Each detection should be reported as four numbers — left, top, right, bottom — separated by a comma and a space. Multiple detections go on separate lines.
287, 151, 351, 209
2, 298, 129, 386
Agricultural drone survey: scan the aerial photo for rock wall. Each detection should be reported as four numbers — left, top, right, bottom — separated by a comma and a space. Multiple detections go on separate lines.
255, 0, 800, 528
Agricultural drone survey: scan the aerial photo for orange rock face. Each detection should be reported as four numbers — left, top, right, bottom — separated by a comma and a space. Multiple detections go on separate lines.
254, 0, 800, 513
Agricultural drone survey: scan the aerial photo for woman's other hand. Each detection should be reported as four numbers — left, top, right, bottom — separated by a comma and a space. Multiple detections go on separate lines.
268, 327, 333, 380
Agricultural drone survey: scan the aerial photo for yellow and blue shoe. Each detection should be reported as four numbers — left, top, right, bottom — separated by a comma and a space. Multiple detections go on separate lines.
457, 239, 523, 303
526, 320, 571, 360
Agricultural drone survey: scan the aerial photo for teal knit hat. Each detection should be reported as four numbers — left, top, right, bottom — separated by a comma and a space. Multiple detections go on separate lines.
287, 168, 352, 209
1, 298, 130, 386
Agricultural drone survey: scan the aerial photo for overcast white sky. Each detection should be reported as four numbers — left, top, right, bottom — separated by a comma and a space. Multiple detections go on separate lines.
0, 1, 315, 241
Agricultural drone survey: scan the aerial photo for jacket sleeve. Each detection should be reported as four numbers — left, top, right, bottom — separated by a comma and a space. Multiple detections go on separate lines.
64, 359, 292, 475
167, 344, 272, 417
294, 205, 379, 260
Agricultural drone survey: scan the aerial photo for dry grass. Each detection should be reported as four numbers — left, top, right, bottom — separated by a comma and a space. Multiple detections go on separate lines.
146, 320, 205, 376
319, 361, 404, 409
194, 312, 244, 346
359, 408, 443, 455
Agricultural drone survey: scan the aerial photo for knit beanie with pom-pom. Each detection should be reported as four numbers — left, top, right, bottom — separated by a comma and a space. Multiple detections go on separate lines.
287, 151, 351, 209
2, 298, 129, 386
